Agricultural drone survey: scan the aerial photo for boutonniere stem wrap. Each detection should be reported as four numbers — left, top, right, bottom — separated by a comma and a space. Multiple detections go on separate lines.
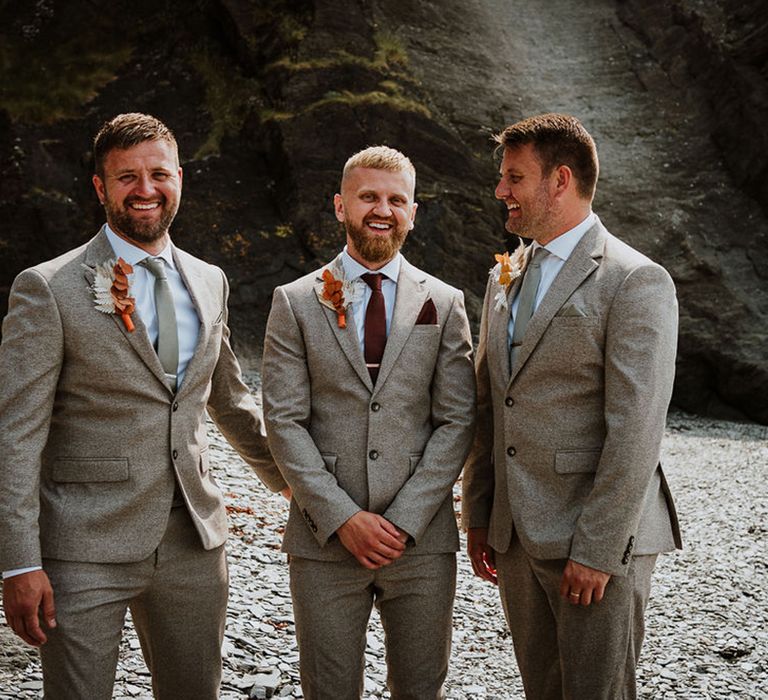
89, 257, 137, 332
489, 245, 527, 312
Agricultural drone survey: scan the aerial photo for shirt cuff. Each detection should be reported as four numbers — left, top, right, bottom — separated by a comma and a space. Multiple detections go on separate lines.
3, 566, 43, 579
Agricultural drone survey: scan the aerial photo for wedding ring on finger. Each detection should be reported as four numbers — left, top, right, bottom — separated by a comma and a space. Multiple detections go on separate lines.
569, 591, 581, 599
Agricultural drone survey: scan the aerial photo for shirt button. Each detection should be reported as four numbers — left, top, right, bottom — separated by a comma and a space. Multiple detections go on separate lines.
371, 402, 381, 412
506, 446, 516, 457
369, 450, 379, 460
172, 402, 179, 412
505, 397, 514, 407
172, 449, 178, 459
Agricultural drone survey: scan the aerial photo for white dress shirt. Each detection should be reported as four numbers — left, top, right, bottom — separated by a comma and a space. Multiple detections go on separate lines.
508, 212, 596, 345
341, 247, 401, 355
3, 225, 201, 580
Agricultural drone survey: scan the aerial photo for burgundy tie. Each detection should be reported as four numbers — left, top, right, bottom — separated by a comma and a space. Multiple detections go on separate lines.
362, 273, 386, 383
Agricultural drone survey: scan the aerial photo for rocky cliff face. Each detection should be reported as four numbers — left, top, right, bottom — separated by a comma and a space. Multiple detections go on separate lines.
1, 0, 766, 422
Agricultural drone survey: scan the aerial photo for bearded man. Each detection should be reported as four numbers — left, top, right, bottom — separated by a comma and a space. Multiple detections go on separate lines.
0, 113, 287, 699
261, 146, 476, 699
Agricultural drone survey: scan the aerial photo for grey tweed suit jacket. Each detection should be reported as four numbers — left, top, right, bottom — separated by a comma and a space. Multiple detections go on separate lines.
262, 254, 476, 560
0, 227, 286, 572
462, 219, 682, 576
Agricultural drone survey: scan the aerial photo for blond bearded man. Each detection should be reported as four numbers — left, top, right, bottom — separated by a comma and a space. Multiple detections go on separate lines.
462, 114, 681, 699
262, 146, 476, 699
0, 113, 287, 699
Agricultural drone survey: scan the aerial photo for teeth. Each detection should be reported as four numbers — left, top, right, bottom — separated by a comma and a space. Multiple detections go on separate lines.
368, 222, 391, 229
508, 203, 520, 210
130, 202, 160, 210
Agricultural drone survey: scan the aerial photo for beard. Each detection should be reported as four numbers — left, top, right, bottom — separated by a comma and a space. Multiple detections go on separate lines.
345, 217, 409, 265
105, 195, 178, 244
505, 182, 555, 241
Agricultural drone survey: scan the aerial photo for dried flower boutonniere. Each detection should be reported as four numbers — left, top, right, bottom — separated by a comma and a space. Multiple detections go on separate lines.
318, 267, 364, 328
489, 245, 527, 312
88, 257, 136, 332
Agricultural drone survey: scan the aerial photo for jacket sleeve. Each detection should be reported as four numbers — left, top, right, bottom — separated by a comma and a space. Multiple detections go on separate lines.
569, 263, 678, 575
206, 269, 286, 493
461, 276, 496, 530
382, 291, 477, 541
0, 270, 63, 571
261, 285, 361, 545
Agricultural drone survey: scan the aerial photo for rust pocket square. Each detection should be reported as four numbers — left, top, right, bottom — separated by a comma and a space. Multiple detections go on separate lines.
415, 298, 438, 325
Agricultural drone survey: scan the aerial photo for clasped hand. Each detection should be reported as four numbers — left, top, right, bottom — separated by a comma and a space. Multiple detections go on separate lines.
337, 511, 407, 569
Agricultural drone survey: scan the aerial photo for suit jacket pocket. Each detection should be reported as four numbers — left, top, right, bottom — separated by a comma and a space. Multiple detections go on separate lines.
554, 449, 601, 474
52, 457, 129, 483
550, 315, 599, 327
321, 453, 338, 475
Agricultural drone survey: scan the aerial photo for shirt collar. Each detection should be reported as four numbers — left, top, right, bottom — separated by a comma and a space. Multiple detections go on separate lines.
537, 211, 596, 262
341, 246, 401, 284
104, 223, 175, 269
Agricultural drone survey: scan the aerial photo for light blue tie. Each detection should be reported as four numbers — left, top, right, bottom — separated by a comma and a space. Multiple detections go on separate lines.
509, 247, 547, 372
140, 257, 179, 391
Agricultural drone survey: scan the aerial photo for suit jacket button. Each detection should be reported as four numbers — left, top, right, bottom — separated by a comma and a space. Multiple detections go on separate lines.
371, 402, 381, 412
622, 555, 629, 565
506, 446, 516, 457
172, 402, 179, 412
369, 450, 379, 460
629, 536, 635, 545
172, 449, 178, 459
505, 397, 514, 407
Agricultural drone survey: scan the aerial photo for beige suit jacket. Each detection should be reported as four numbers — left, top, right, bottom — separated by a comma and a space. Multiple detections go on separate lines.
462, 219, 682, 576
0, 228, 285, 571
262, 254, 476, 560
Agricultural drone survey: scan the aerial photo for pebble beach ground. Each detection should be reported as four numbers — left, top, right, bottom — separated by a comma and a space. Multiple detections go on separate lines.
1, 407, 766, 699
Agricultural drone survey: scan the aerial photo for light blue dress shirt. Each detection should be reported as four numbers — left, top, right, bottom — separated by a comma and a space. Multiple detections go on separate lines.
104, 225, 200, 387
508, 212, 596, 346
341, 247, 401, 355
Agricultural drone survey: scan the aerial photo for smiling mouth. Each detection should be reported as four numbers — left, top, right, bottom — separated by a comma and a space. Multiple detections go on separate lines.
127, 200, 162, 211
366, 220, 393, 233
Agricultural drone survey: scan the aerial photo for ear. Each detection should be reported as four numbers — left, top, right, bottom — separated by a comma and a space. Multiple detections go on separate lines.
333, 193, 345, 223
177, 166, 183, 190
552, 165, 572, 198
92, 174, 106, 205
407, 201, 418, 230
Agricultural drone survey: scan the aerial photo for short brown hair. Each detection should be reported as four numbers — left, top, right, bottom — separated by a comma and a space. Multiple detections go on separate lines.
495, 114, 598, 200
342, 145, 415, 185
93, 113, 178, 177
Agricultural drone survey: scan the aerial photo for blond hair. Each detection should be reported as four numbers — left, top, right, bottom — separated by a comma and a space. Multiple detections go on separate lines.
342, 145, 415, 185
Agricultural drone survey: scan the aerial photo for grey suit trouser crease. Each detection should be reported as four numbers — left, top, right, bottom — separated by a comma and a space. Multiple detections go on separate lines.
39, 505, 228, 700
496, 533, 657, 700
290, 553, 456, 700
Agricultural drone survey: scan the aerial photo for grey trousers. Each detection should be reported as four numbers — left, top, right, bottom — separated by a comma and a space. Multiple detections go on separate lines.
290, 552, 456, 700
496, 533, 657, 700
40, 506, 228, 700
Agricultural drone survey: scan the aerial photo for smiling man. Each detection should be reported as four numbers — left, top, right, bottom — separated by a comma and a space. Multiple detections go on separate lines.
0, 113, 287, 699
462, 114, 681, 699
262, 146, 476, 699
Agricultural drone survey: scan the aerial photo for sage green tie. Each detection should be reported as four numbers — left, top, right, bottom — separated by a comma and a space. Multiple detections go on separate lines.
509, 246, 547, 372
140, 257, 179, 391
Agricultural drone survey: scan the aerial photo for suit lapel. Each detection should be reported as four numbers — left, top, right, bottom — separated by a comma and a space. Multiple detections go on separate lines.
508, 222, 604, 385
313, 255, 373, 392
82, 227, 170, 390
374, 259, 429, 392
172, 247, 217, 396
489, 250, 528, 386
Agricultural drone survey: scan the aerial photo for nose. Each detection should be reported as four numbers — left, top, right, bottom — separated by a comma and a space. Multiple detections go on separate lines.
372, 199, 393, 217
133, 174, 155, 197
495, 178, 508, 200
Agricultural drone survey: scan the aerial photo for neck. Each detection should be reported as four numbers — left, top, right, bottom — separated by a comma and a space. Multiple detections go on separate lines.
110, 226, 170, 256
533, 206, 591, 246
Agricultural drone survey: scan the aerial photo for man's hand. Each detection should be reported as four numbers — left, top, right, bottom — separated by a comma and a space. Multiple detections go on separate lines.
3, 570, 57, 646
337, 512, 406, 570
560, 559, 611, 606
467, 527, 497, 585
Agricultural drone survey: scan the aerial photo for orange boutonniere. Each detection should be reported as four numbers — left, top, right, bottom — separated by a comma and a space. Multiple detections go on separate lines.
489, 245, 527, 312
321, 269, 347, 328
88, 257, 137, 332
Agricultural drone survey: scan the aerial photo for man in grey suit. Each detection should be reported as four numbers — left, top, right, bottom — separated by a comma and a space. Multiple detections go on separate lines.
262, 146, 476, 699
0, 113, 287, 699
462, 114, 681, 699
